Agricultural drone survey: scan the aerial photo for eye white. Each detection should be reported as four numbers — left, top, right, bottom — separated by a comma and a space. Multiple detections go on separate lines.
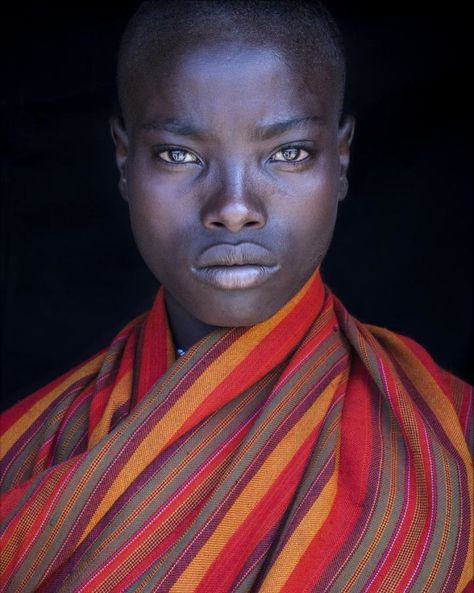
272, 147, 309, 162
159, 149, 198, 163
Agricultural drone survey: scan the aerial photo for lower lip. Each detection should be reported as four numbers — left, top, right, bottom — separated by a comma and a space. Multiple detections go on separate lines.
191, 265, 279, 290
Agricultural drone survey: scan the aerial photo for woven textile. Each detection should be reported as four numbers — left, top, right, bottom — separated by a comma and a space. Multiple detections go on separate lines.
1, 269, 472, 593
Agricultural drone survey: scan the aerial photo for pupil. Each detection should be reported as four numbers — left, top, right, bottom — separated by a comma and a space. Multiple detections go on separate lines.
283, 148, 298, 160
170, 150, 186, 162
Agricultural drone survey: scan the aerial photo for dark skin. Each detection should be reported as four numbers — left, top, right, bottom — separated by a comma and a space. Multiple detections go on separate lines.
111, 38, 354, 352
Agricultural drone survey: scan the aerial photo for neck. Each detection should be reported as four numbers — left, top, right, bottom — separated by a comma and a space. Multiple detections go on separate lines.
164, 290, 217, 352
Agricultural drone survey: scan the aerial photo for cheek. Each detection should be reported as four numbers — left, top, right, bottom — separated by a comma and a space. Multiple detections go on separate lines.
128, 164, 174, 225
280, 170, 339, 254
290, 204, 337, 274
126, 168, 189, 276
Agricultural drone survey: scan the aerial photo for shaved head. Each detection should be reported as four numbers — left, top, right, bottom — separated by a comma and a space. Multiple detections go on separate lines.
117, 0, 347, 121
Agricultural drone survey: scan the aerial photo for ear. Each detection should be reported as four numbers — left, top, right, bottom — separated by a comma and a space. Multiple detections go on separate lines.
337, 114, 355, 202
110, 116, 129, 202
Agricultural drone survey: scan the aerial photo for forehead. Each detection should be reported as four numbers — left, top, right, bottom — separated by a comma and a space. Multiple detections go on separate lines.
123, 41, 341, 131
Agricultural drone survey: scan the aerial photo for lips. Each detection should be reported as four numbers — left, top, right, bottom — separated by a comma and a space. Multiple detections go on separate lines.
191, 242, 279, 290
194, 242, 277, 268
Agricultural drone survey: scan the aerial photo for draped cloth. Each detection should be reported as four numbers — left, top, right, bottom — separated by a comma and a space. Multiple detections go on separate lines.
1, 269, 472, 593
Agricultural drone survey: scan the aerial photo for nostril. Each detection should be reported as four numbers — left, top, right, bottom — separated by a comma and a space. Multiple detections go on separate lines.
202, 200, 266, 232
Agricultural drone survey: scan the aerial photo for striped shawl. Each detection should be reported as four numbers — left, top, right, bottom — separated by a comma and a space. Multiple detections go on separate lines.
1, 269, 472, 593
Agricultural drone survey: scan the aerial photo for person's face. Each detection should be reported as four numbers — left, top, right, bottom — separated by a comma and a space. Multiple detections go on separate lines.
112, 40, 354, 327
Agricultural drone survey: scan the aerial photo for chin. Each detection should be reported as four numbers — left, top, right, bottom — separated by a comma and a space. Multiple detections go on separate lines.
193, 291, 285, 328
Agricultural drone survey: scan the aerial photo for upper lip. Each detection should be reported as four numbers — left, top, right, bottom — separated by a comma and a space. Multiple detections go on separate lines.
194, 242, 277, 268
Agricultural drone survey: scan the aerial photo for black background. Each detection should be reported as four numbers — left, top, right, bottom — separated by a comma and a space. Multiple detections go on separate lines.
1, 1, 472, 411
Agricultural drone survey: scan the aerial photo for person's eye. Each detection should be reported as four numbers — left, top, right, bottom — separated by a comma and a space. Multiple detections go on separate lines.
270, 145, 311, 164
154, 147, 200, 165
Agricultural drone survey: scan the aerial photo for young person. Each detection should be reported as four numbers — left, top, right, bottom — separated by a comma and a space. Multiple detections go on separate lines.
1, 2, 472, 592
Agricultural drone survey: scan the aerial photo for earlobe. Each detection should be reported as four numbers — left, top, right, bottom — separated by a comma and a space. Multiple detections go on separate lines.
338, 176, 349, 202
110, 116, 130, 202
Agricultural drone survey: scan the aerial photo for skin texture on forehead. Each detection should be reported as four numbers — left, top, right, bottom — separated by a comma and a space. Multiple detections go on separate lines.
111, 37, 354, 350
117, 0, 346, 124
119, 34, 345, 128
124, 40, 342, 132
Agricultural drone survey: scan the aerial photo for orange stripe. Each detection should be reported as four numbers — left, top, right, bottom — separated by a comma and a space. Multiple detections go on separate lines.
1, 357, 103, 459
260, 455, 339, 593
169, 372, 340, 592
371, 326, 473, 587
88, 371, 134, 448
368, 326, 472, 464
196, 426, 322, 593
77, 270, 319, 545
184, 271, 325, 433
83, 437, 235, 592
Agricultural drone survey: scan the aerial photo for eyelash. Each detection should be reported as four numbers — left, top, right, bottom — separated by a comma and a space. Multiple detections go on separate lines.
152, 144, 313, 168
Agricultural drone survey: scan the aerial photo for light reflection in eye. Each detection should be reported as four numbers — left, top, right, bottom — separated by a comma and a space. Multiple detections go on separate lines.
158, 149, 199, 164
154, 145, 311, 166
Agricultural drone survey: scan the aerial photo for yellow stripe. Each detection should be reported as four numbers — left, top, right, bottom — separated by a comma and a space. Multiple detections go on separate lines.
454, 463, 474, 593
170, 373, 340, 593
455, 552, 474, 593
1, 356, 103, 459
368, 326, 472, 465
78, 273, 315, 545
259, 454, 339, 593
88, 372, 133, 448
369, 325, 473, 592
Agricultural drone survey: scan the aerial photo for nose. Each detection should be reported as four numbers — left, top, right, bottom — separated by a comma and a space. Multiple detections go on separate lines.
201, 166, 266, 233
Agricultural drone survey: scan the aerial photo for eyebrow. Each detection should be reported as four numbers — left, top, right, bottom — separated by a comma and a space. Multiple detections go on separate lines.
254, 116, 324, 141
141, 116, 323, 141
142, 118, 204, 137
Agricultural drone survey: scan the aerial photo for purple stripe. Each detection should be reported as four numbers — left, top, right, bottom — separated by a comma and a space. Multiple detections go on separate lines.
42, 378, 271, 591
314, 376, 385, 593
230, 522, 283, 592
29, 331, 247, 585
251, 451, 338, 591
39, 418, 204, 591
390, 354, 471, 591
1, 374, 94, 489
155, 354, 345, 591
